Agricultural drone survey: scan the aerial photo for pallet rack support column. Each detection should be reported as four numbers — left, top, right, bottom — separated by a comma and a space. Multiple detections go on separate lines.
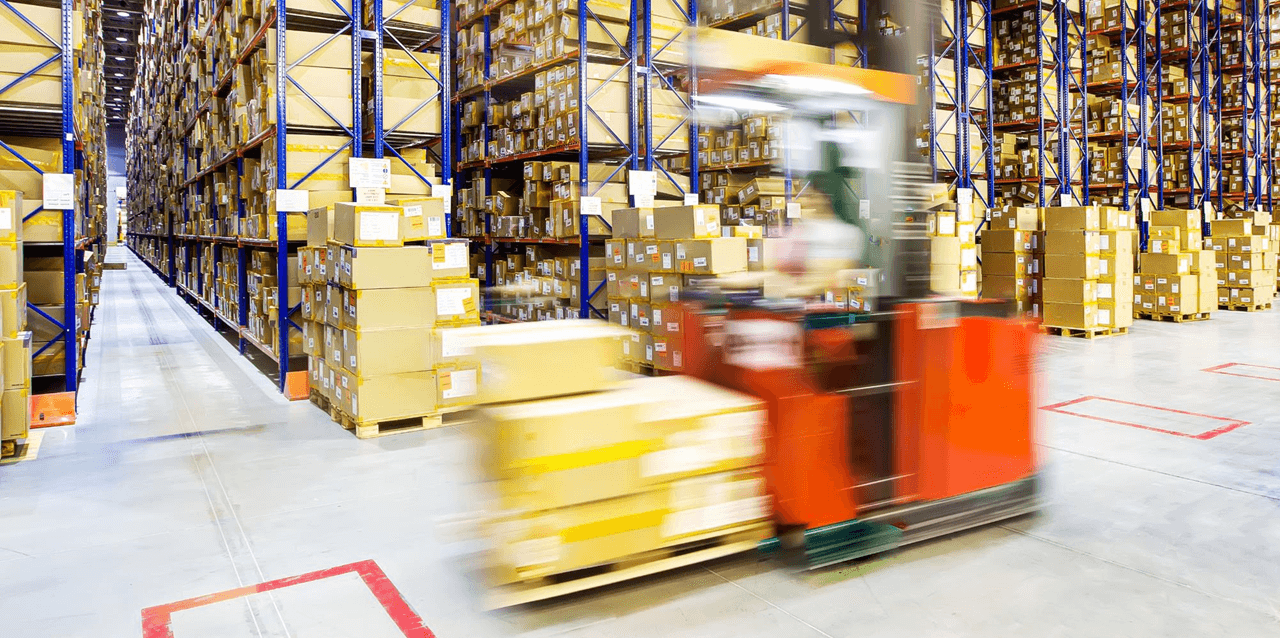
60, 0, 76, 392
1211, 0, 1225, 214
1057, 0, 1087, 207
642, 0, 698, 201
1244, 0, 1266, 212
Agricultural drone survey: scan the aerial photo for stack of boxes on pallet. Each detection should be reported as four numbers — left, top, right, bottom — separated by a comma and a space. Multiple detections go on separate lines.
1041, 206, 1136, 334
980, 205, 1041, 317
1207, 213, 1277, 311
299, 202, 481, 437
604, 205, 746, 372
929, 195, 980, 298
0, 192, 32, 449
465, 322, 770, 598
1134, 209, 1216, 320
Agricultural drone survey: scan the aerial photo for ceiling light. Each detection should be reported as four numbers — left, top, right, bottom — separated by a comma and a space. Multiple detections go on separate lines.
114, 72, 124, 77
114, 97, 122, 101
115, 56, 126, 61
115, 36, 127, 42
116, 10, 129, 17
113, 86, 122, 90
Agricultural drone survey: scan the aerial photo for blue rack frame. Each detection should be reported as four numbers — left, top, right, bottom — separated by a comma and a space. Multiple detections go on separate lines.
1243, 0, 1269, 211
0, 0, 85, 393
929, 0, 995, 209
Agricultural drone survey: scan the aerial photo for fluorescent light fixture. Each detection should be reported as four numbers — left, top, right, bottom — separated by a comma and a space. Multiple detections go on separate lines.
115, 56, 126, 61
117, 10, 129, 16
116, 36, 127, 42
114, 72, 124, 77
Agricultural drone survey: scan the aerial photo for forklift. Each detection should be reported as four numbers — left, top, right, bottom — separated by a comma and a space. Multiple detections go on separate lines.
682, 0, 1041, 567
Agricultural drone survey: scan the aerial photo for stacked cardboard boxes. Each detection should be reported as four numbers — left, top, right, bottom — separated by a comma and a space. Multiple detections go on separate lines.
1134, 209, 1216, 319
980, 205, 1042, 317
463, 322, 770, 591
300, 203, 482, 435
1041, 205, 1136, 333
604, 205, 747, 372
0, 191, 31, 446
1207, 215, 1277, 310
929, 198, 980, 298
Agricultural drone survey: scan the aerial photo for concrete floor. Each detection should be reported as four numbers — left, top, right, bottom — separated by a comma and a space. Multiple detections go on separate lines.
2, 245, 1279, 637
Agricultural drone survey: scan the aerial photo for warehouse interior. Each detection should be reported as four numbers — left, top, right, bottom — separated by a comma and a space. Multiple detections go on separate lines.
2, 0, 1280, 635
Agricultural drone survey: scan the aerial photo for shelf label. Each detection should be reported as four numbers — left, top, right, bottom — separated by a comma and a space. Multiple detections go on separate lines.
628, 170, 657, 196
858, 199, 871, 220
276, 189, 310, 212
786, 202, 801, 219
355, 187, 385, 205
581, 196, 602, 216
956, 187, 973, 204
634, 193, 655, 208
349, 157, 391, 189
683, 192, 699, 205
43, 173, 75, 210
431, 183, 453, 199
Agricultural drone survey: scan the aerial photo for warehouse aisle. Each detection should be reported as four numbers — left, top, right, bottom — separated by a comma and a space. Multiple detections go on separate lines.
2, 246, 1280, 637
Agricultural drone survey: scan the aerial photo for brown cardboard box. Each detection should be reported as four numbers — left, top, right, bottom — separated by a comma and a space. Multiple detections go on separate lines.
1098, 230, 1135, 256
621, 331, 654, 364
437, 363, 480, 408
0, 190, 22, 243
0, 284, 26, 338
427, 324, 482, 369
671, 237, 748, 274
337, 246, 432, 289
982, 252, 1040, 278
1044, 301, 1099, 329
306, 205, 336, 247
389, 196, 448, 241
1044, 231, 1101, 255
425, 239, 472, 280
452, 320, 628, 403
981, 229, 1036, 253
333, 203, 406, 247
931, 237, 979, 268
611, 207, 656, 238
2, 385, 28, 439
1209, 219, 1251, 236
340, 288, 435, 327
650, 303, 684, 338
1139, 252, 1192, 275
983, 275, 1034, 299
341, 370, 437, 422
1097, 298, 1133, 328
1043, 278, 1097, 303
745, 237, 783, 272
341, 327, 431, 375
652, 205, 721, 239
1045, 254, 1100, 280
1044, 206, 1101, 231
426, 279, 481, 325
2, 332, 30, 390
0, 241, 21, 288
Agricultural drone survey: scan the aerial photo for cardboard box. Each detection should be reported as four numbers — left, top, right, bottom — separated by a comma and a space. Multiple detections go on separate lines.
338, 246, 432, 289
981, 229, 1037, 253
611, 207, 656, 238
652, 205, 721, 239
341, 370, 437, 422
1, 385, 28, 439
983, 252, 1039, 278
0, 241, 21, 288
0, 190, 22, 244
1139, 252, 1192, 275
306, 205, 336, 247
1043, 278, 1097, 303
1044, 301, 1099, 329
0, 284, 26, 338
1044, 231, 1100, 255
452, 320, 628, 403
983, 275, 1035, 299
341, 287, 434, 329
437, 363, 480, 408
671, 237, 748, 274
1044, 206, 1101, 231
1098, 230, 1135, 256
426, 279, 481, 325
931, 237, 979, 268
425, 239, 471, 280
2, 332, 30, 390
390, 196, 448, 240
333, 203, 405, 247
342, 327, 430, 375
427, 324, 482, 369
1045, 254, 1100, 280
1097, 299, 1133, 328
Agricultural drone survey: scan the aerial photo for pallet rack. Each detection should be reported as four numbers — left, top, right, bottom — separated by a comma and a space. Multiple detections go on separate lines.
454, 0, 643, 319
0, 0, 107, 408
126, 0, 450, 394
1243, 0, 1274, 211
928, 0, 995, 208
1160, 0, 1222, 235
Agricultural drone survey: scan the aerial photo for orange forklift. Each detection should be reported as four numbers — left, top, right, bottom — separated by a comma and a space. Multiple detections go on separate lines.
681, 0, 1041, 566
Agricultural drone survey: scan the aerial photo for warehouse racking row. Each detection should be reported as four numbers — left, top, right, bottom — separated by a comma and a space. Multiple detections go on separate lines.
124, 0, 450, 394
1, 0, 109, 424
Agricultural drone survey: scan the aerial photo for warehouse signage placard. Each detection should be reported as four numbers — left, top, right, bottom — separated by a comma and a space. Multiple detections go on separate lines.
276, 189, 310, 212
43, 173, 75, 210
349, 157, 392, 189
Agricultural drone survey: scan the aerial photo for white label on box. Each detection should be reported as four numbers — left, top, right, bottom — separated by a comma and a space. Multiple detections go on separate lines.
512, 537, 560, 568
653, 308, 663, 325
441, 243, 468, 269
645, 344, 653, 361
1100, 233, 1110, 250
628, 170, 657, 196
1099, 282, 1113, 299
349, 354, 357, 369
646, 244, 658, 255
0, 208, 10, 230
676, 245, 687, 260
640, 281, 648, 297
693, 257, 707, 267
580, 196, 602, 216
358, 211, 400, 241
426, 215, 443, 237
662, 253, 672, 269
668, 286, 679, 301
356, 187, 386, 204
43, 172, 75, 210
436, 286, 472, 316
350, 393, 356, 414
684, 193, 699, 205
938, 215, 956, 236
786, 202, 802, 219
403, 204, 423, 218
961, 248, 977, 269
858, 199, 871, 220
1099, 308, 1111, 326
431, 183, 453, 199
349, 157, 392, 188
443, 368, 478, 399
634, 193, 655, 208
652, 276, 664, 286
1099, 258, 1109, 276
748, 246, 759, 263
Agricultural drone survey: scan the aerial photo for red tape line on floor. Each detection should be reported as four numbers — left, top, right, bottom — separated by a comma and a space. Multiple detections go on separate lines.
1203, 363, 1280, 382
140, 559, 434, 638
1040, 395, 1250, 440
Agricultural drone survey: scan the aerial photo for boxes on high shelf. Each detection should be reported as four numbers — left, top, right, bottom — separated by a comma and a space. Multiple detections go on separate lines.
478, 375, 768, 585
333, 203, 406, 247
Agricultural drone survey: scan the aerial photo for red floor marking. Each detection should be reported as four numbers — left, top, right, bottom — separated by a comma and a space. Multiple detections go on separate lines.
1203, 363, 1280, 382
140, 560, 434, 638
1040, 396, 1250, 440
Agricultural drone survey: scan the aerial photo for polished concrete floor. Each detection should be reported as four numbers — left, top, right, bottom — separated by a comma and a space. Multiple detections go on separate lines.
2, 246, 1279, 637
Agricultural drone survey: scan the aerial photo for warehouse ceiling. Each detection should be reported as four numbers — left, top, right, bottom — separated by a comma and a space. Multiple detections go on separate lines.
104, 0, 144, 128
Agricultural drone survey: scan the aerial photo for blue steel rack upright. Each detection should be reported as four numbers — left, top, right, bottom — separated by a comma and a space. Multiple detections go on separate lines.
642, 0, 698, 204
1161, 1, 1220, 234
1243, 0, 1270, 212
0, 0, 88, 395
928, 0, 995, 209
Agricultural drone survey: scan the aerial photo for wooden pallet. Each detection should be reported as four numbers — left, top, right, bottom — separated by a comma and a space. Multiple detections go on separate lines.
309, 390, 329, 411
1041, 325, 1129, 339
484, 522, 772, 610
1136, 311, 1212, 323
1219, 301, 1273, 312
337, 405, 469, 439
1, 439, 13, 459
0, 431, 43, 465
